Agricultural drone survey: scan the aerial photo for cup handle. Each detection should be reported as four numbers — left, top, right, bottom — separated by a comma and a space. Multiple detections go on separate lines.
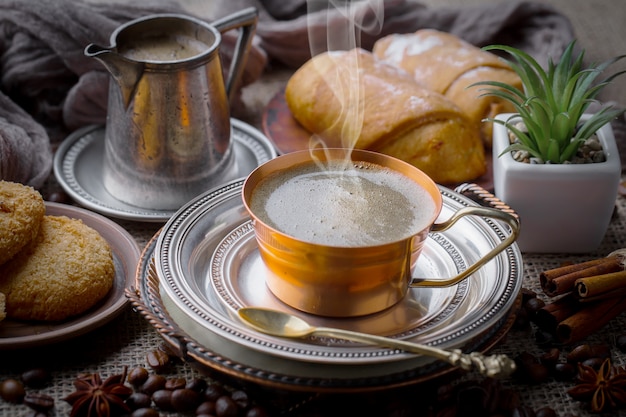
212, 7, 258, 103
409, 206, 520, 288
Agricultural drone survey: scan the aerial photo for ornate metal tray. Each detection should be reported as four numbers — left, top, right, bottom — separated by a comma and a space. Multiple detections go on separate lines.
127, 181, 522, 392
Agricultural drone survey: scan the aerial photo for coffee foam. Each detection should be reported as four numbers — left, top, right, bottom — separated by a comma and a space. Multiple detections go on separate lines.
250, 161, 436, 247
121, 34, 208, 62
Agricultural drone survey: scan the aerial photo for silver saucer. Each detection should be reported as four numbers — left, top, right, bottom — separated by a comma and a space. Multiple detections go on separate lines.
154, 181, 523, 367
53, 120, 277, 222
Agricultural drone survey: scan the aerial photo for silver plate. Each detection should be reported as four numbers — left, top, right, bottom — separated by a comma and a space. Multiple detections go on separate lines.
135, 228, 516, 387
154, 180, 523, 367
53, 120, 277, 222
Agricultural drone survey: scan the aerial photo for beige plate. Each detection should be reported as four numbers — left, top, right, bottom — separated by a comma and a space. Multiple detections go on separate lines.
0, 202, 141, 349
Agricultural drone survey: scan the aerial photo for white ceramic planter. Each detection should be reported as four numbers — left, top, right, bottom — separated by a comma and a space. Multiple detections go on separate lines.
492, 113, 621, 253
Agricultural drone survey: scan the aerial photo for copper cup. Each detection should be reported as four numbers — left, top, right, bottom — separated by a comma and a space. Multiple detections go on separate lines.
242, 149, 519, 317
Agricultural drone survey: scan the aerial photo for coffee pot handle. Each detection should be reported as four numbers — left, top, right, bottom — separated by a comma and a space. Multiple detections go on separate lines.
409, 206, 520, 288
212, 7, 258, 103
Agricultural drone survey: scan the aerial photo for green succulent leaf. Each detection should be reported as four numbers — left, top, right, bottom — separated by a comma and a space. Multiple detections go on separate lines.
546, 139, 562, 163
551, 113, 573, 146
471, 40, 626, 163
576, 106, 626, 140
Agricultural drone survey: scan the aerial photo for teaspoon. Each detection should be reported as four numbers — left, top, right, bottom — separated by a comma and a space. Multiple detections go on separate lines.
237, 307, 516, 379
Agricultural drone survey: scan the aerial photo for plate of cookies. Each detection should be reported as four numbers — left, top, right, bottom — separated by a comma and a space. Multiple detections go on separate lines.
0, 181, 141, 349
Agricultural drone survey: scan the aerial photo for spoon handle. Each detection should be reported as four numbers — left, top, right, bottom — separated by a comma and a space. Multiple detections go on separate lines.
314, 327, 515, 378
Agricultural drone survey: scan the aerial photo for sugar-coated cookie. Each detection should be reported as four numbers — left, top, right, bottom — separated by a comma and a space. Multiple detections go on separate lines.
0, 215, 115, 321
0, 181, 45, 265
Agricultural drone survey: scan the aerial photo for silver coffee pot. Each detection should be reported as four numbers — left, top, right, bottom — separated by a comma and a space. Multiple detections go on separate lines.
85, 8, 258, 210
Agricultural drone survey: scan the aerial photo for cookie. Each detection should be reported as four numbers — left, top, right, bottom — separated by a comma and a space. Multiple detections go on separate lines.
0, 215, 115, 321
0, 181, 45, 265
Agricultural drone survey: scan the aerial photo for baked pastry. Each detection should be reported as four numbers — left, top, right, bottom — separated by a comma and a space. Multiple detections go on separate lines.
372, 29, 522, 146
0, 181, 45, 265
285, 48, 486, 184
0, 215, 115, 321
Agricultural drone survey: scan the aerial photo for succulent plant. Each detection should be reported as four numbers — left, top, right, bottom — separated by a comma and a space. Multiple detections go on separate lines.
473, 40, 625, 163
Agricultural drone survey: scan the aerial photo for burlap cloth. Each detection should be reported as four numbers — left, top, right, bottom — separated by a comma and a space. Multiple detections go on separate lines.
2, 0, 626, 416
1, 178, 626, 417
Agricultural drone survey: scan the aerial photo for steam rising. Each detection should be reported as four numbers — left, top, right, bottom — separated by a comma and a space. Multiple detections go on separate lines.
305, 0, 385, 154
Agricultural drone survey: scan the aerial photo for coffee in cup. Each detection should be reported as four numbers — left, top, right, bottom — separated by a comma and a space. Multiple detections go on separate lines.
248, 159, 437, 247
242, 149, 519, 317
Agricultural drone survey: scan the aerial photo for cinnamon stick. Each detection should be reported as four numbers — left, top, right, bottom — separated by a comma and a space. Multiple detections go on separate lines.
556, 296, 626, 344
534, 293, 582, 332
575, 270, 626, 299
577, 287, 626, 303
540, 255, 623, 297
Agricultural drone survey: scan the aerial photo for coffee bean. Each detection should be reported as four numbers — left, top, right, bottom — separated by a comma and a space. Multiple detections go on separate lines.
196, 401, 217, 415
171, 388, 201, 412
157, 342, 179, 361
567, 344, 592, 362
185, 377, 207, 393
140, 374, 166, 395
524, 297, 545, 315
516, 351, 538, 367
164, 377, 186, 391
0, 378, 25, 403
521, 288, 538, 303
539, 348, 560, 368
215, 395, 239, 417
126, 392, 152, 410
582, 357, 605, 370
204, 383, 227, 402
131, 408, 161, 417
246, 405, 270, 417
20, 368, 50, 388
527, 363, 550, 384
553, 362, 577, 381
23, 392, 54, 412
128, 367, 150, 387
231, 390, 249, 409
514, 352, 549, 384
146, 350, 171, 373
151, 389, 174, 411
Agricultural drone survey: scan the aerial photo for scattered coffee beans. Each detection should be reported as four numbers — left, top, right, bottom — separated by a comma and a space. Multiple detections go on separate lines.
0, 378, 25, 404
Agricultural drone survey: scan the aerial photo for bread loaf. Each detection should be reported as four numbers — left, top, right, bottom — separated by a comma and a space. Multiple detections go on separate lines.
373, 29, 522, 146
285, 48, 486, 184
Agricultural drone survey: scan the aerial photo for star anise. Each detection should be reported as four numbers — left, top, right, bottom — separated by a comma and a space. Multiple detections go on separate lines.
63, 366, 133, 417
567, 358, 626, 413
